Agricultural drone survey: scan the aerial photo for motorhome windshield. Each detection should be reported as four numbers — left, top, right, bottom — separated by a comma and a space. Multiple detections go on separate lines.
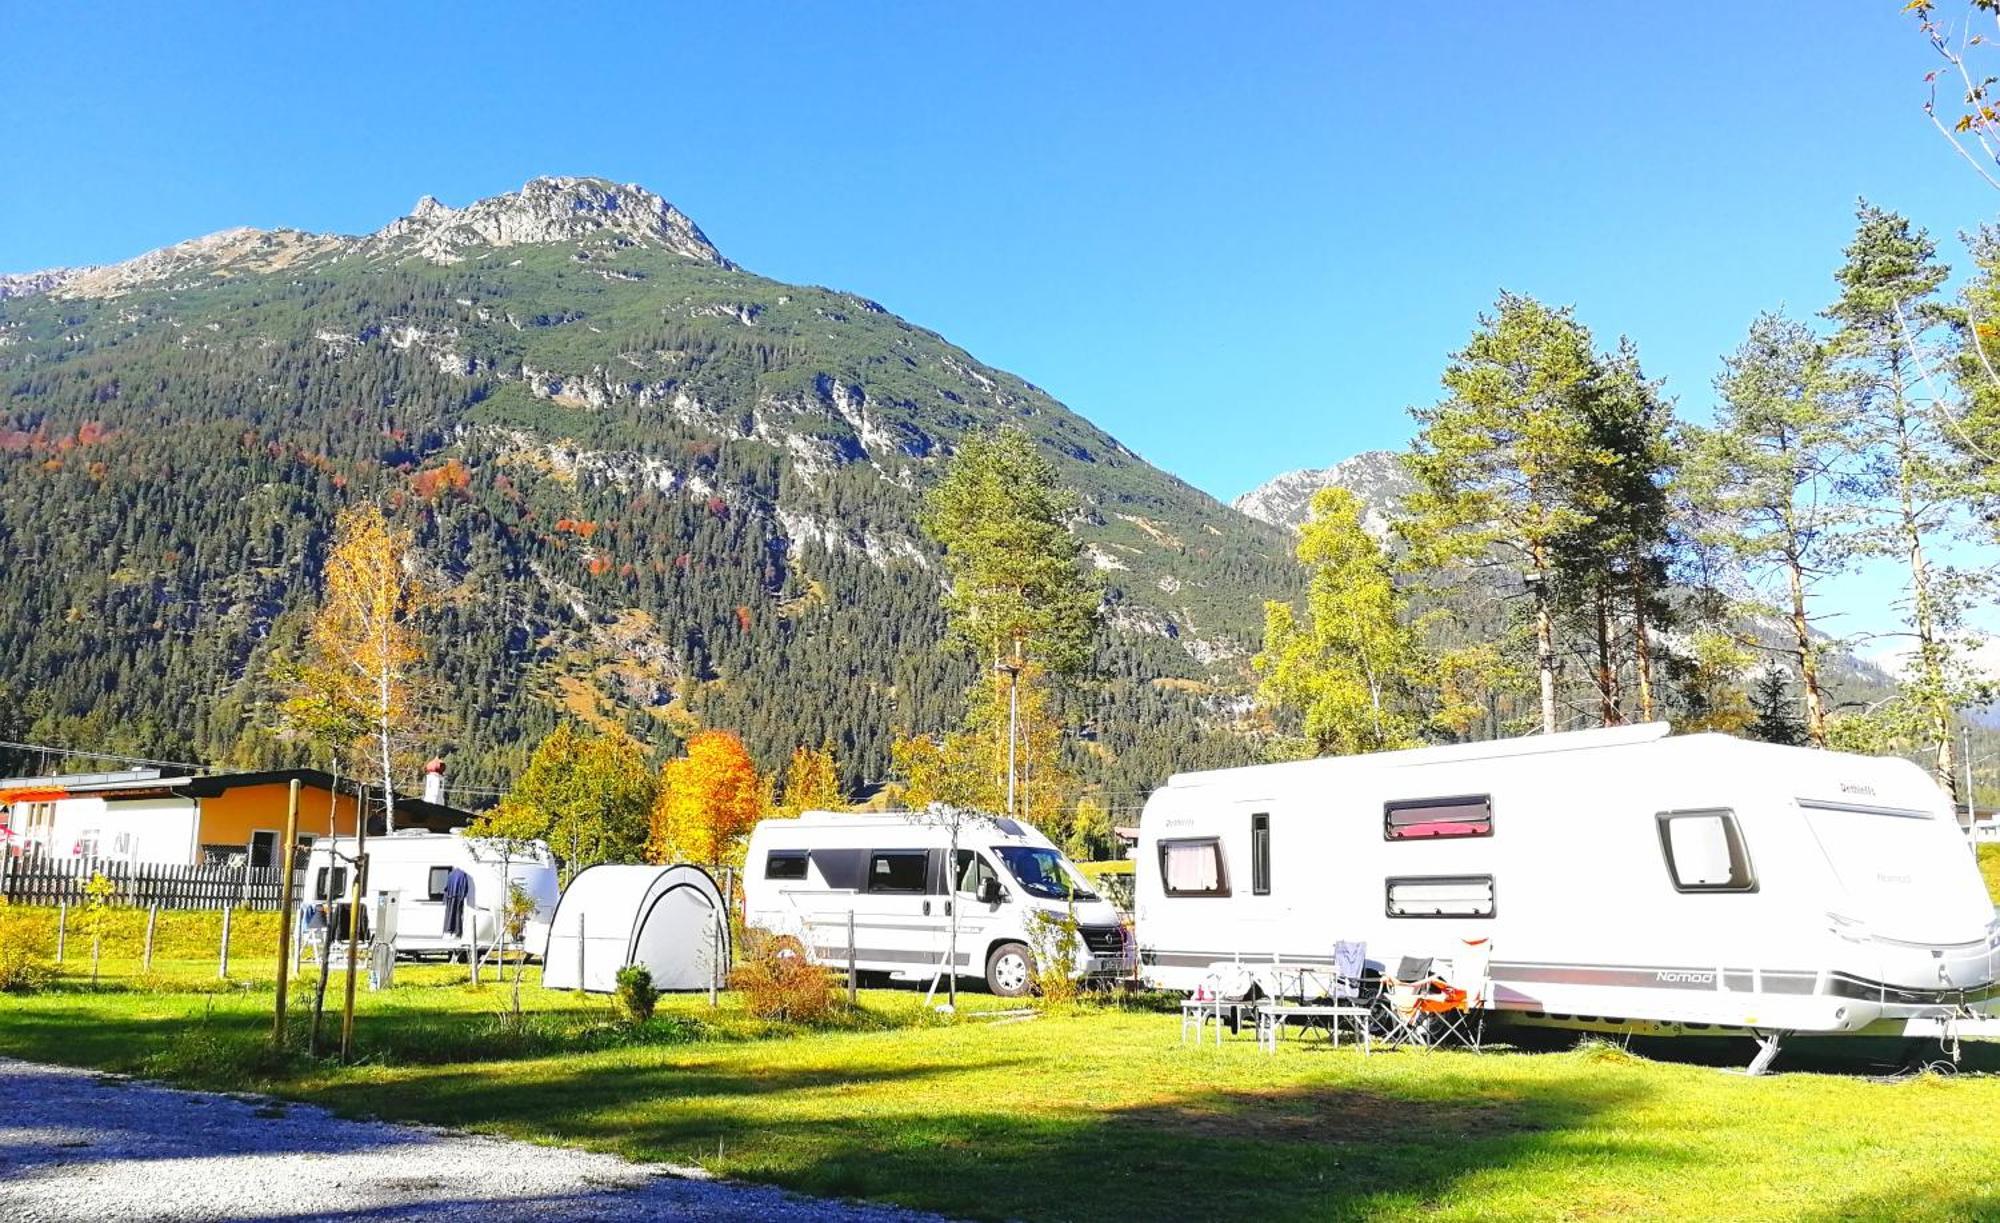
994, 846, 1096, 901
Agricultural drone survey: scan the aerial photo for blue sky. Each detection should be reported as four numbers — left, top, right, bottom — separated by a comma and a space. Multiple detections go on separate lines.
1, 2, 1994, 511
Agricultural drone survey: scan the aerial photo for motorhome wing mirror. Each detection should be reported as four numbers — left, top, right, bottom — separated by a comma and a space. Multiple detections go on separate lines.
979, 878, 1004, 905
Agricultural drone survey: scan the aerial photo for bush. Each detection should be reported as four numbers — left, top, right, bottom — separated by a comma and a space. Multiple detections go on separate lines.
731, 931, 835, 1022
614, 964, 658, 1024
1024, 906, 1082, 1008
0, 910, 53, 993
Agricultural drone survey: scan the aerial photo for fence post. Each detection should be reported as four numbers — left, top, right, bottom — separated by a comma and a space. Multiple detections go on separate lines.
56, 900, 67, 963
708, 908, 719, 1008
847, 909, 857, 1007
143, 903, 158, 972
218, 906, 232, 978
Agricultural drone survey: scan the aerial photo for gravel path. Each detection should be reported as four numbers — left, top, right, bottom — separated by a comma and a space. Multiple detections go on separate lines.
0, 1057, 946, 1221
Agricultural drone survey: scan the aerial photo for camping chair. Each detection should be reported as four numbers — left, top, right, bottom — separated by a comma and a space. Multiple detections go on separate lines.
1422, 938, 1492, 1049
1377, 955, 1438, 1047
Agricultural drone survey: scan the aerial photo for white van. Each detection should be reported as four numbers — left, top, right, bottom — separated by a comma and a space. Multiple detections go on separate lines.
1136, 722, 2000, 1057
742, 809, 1132, 996
302, 829, 560, 958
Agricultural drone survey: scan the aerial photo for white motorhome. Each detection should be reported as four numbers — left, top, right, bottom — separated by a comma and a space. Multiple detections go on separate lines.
302, 829, 560, 958
1136, 724, 2000, 1053
742, 810, 1132, 996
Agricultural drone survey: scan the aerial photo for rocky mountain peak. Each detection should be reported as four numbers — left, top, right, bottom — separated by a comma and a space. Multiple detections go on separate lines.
370, 176, 729, 267
1232, 449, 1411, 536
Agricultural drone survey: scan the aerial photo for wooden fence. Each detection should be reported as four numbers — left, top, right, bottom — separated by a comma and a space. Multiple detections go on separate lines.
0, 856, 284, 910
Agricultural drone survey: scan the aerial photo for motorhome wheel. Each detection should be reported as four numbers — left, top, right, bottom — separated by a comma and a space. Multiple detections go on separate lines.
986, 942, 1034, 997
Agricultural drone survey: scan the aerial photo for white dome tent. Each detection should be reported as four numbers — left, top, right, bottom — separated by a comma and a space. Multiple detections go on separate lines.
542, 864, 730, 993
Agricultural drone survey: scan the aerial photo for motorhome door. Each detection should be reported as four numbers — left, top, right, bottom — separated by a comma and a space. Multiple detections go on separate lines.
849, 846, 947, 976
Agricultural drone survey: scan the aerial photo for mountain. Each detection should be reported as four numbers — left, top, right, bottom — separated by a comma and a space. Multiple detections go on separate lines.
1232, 450, 1411, 536
0, 176, 1299, 797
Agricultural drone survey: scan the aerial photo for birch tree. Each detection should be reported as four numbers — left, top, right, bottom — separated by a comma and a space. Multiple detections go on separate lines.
1681, 311, 1861, 747
1255, 487, 1426, 756
306, 504, 430, 833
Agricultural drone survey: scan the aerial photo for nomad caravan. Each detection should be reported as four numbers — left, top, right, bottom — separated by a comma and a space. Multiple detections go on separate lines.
1136, 724, 2000, 1052
742, 810, 1132, 996
302, 830, 559, 958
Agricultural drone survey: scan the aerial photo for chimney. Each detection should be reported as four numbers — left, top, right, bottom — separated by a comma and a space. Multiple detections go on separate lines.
422, 757, 446, 805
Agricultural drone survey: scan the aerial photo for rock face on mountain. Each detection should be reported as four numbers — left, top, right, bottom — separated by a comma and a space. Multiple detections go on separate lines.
1232, 450, 1411, 536
0, 177, 1296, 795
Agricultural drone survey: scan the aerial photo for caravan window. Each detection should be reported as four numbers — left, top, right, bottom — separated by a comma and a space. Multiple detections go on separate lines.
866, 850, 929, 894
1159, 838, 1229, 898
1251, 813, 1271, 895
1386, 874, 1496, 918
427, 866, 453, 901
313, 866, 349, 902
765, 850, 809, 881
1657, 810, 1755, 892
1385, 795, 1492, 840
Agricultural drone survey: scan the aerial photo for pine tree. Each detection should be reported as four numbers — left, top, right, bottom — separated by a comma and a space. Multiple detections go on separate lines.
1828, 202, 1984, 795
1683, 310, 1861, 747
1747, 667, 1809, 747
1402, 293, 1613, 734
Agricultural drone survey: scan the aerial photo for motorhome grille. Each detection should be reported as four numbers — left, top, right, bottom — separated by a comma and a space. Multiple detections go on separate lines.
1079, 925, 1126, 954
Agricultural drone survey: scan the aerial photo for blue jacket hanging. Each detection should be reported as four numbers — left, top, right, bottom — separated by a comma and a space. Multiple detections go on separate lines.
442, 867, 475, 936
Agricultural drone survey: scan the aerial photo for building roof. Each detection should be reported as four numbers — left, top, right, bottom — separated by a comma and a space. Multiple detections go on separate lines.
0, 766, 478, 829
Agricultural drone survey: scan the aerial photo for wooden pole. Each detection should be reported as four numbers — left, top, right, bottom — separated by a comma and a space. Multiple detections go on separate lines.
55, 900, 66, 963
707, 908, 719, 1008
271, 779, 302, 1046
218, 905, 232, 978
143, 903, 158, 972
575, 911, 586, 995
340, 852, 367, 1062
847, 909, 857, 1007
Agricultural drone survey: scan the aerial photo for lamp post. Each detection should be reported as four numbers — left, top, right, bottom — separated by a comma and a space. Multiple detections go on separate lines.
995, 653, 1023, 815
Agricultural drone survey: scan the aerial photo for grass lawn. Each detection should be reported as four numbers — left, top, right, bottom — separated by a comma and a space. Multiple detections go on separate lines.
4, 961, 2000, 1220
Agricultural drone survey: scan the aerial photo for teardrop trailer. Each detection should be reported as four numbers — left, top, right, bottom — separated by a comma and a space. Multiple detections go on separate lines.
1135, 723, 2000, 1068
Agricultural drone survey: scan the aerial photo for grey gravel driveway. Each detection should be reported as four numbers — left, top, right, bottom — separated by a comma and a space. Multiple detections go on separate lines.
0, 1057, 945, 1221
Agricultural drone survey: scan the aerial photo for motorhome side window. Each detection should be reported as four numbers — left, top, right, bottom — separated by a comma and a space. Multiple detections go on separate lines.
1384, 795, 1492, 840
866, 850, 928, 894
1251, 813, 1270, 895
1656, 810, 1755, 892
1159, 837, 1229, 898
427, 866, 452, 901
765, 850, 808, 881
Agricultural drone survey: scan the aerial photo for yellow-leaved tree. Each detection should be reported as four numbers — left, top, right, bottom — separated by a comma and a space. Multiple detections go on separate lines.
648, 730, 764, 870
306, 504, 432, 833
774, 743, 845, 818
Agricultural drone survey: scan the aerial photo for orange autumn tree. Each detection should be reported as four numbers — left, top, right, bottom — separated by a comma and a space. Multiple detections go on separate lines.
647, 730, 765, 870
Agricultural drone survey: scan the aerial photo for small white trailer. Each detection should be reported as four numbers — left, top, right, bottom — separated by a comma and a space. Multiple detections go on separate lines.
302, 830, 559, 958
1135, 724, 2000, 1060
742, 809, 1132, 996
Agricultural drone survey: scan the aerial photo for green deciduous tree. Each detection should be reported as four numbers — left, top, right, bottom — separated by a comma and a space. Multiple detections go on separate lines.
480, 723, 655, 882
1255, 487, 1426, 756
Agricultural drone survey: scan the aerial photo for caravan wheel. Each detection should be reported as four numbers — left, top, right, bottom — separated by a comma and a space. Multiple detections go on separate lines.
986, 942, 1034, 997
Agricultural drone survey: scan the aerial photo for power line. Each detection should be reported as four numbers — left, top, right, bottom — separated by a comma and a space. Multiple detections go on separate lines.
0, 738, 210, 775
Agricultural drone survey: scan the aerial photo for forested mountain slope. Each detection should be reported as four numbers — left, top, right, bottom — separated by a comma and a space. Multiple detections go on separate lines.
0, 177, 1298, 797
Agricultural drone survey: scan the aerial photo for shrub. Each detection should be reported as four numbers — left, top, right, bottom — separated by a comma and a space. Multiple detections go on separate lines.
0, 910, 53, 993
730, 931, 835, 1022
1024, 906, 1082, 1008
614, 964, 658, 1024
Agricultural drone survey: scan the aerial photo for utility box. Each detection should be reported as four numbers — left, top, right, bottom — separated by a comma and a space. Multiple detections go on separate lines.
369, 889, 401, 990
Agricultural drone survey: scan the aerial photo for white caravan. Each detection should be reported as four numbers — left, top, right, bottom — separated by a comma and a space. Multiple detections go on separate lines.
302, 829, 560, 958
742, 810, 1132, 996
1136, 724, 2000, 1052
